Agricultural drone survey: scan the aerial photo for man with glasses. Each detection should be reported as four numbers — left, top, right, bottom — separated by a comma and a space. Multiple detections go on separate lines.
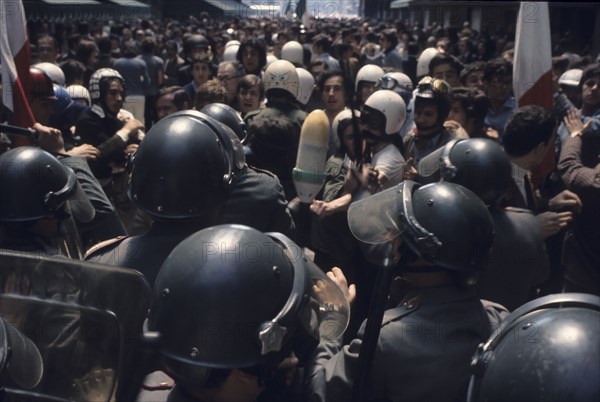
217, 61, 243, 108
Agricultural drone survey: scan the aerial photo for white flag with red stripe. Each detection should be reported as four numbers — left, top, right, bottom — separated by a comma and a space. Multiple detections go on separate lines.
513, 1, 554, 178
1, 0, 35, 130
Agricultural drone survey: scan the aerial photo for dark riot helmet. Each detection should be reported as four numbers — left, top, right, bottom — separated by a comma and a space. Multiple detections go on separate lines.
0, 315, 44, 390
0, 147, 94, 223
144, 224, 350, 386
417, 138, 512, 205
200, 103, 248, 144
348, 181, 494, 271
184, 34, 209, 56
128, 110, 236, 220
468, 293, 600, 402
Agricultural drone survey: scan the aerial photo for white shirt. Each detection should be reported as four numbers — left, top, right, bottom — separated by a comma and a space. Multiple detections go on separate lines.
372, 143, 405, 189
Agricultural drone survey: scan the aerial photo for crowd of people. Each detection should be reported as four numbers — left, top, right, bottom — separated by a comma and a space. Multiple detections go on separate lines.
0, 10, 599, 402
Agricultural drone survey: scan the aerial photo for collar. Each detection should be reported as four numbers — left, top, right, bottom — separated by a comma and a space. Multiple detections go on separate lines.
510, 160, 529, 185
401, 285, 476, 306
91, 104, 106, 118
382, 285, 477, 326
499, 95, 516, 112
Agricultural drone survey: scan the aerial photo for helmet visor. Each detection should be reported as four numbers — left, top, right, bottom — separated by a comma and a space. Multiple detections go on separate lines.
416, 138, 460, 184
348, 184, 406, 244
303, 260, 350, 341
263, 233, 350, 349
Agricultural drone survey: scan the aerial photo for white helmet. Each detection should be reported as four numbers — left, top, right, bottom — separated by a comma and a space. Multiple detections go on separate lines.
282, 41, 304, 66
558, 69, 583, 87
264, 60, 299, 98
355, 64, 385, 92
296, 68, 315, 106
33, 62, 65, 86
417, 47, 440, 78
378, 72, 413, 94
362, 90, 406, 135
265, 54, 279, 69
332, 109, 360, 149
88, 68, 124, 102
224, 40, 241, 49
66, 84, 91, 105
223, 45, 239, 62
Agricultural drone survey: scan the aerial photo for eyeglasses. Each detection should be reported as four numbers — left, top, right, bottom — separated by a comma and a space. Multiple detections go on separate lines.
217, 75, 242, 82
417, 76, 450, 95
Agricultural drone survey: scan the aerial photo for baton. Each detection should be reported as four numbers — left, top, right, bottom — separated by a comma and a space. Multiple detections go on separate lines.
0, 123, 37, 140
351, 253, 396, 402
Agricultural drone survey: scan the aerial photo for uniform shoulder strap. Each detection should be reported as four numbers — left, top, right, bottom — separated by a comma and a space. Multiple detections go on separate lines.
84, 236, 129, 260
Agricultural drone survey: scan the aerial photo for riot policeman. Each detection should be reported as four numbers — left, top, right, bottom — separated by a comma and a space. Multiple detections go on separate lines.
0, 146, 94, 255
86, 110, 235, 286
468, 293, 600, 402
0, 314, 44, 392
416, 138, 550, 310
305, 181, 508, 402
138, 224, 350, 402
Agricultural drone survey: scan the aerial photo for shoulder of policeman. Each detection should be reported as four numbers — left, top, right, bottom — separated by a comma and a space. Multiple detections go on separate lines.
381, 295, 421, 327
84, 236, 129, 260
247, 164, 278, 179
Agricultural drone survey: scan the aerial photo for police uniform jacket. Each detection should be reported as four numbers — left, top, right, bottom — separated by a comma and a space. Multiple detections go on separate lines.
304, 285, 508, 402
219, 166, 296, 239
86, 221, 207, 287
476, 208, 550, 311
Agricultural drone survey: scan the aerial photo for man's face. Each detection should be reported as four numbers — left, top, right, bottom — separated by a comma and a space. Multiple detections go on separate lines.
322, 76, 346, 114
448, 100, 467, 128
156, 93, 178, 120
37, 41, 57, 63
310, 64, 325, 81
217, 64, 240, 98
414, 103, 439, 132
432, 63, 459, 87
105, 80, 125, 115
581, 74, 600, 109
29, 97, 53, 125
484, 74, 511, 104
241, 46, 260, 73
464, 70, 484, 91
238, 85, 261, 115
192, 62, 211, 85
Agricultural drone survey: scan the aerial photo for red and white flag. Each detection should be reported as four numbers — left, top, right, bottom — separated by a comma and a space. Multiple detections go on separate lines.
513, 1, 554, 179
1, 0, 35, 134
